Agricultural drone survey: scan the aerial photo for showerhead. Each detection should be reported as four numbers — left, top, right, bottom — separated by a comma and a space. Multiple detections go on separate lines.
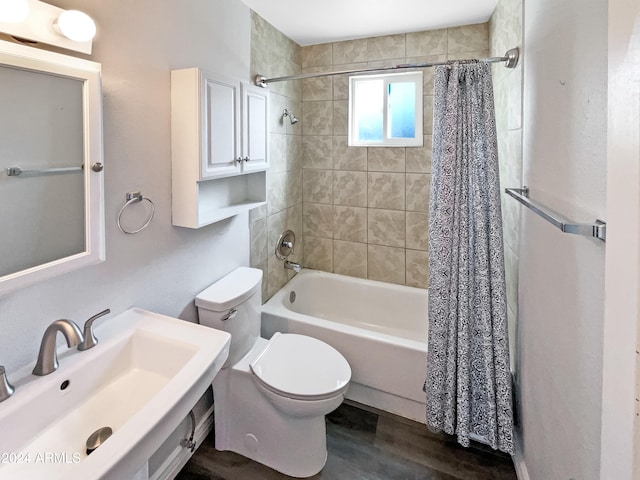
282, 108, 298, 125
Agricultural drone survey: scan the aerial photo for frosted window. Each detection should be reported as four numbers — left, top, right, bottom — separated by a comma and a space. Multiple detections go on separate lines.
348, 71, 423, 147
388, 82, 416, 139
354, 80, 383, 142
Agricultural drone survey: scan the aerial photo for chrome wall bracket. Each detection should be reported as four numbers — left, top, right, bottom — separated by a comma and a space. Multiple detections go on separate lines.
505, 186, 606, 242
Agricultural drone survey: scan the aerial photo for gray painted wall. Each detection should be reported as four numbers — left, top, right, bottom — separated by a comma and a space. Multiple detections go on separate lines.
520, 0, 607, 478
0, 0, 253, 373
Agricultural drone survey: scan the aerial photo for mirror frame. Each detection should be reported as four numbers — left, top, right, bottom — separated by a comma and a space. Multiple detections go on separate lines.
0, 39, 104, 296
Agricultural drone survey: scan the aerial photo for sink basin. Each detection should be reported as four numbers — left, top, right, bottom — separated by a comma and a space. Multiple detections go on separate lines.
0, 308, 230, 480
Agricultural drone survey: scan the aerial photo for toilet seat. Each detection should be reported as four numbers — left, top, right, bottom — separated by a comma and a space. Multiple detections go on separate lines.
250, 333, 351, 401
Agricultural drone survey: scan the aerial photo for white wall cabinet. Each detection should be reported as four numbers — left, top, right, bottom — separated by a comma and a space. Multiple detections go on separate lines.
171, 68, 268, 228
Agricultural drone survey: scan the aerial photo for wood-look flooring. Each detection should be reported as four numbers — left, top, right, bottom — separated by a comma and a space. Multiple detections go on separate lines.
176, 402, 517, 480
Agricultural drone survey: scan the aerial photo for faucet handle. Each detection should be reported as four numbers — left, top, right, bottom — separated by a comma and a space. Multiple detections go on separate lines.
78, 309, 111, 351
0, 366, 14, 402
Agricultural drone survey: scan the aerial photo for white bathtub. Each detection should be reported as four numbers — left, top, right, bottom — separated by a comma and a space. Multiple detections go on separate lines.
261, 269, 428, 423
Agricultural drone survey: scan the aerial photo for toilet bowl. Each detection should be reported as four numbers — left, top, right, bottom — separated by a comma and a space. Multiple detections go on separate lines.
195, 267, 351, 478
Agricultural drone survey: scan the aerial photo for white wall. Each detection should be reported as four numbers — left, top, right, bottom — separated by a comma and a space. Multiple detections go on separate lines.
601, 1, 640, 478
520, 0, 607, 478
0, 0, 252, 373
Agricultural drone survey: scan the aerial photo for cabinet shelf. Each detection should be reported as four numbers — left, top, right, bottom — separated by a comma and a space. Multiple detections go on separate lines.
171, 68, 268, 229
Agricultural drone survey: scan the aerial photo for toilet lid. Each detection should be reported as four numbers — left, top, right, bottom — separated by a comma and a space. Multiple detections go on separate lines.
250, 333, 351, 399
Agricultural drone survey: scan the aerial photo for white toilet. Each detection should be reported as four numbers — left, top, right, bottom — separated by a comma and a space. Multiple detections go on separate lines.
195, 267, 351, 478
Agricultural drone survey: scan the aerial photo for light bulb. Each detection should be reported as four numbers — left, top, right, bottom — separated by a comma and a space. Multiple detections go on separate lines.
0, 0, 29, 24
54, 9, 96, 42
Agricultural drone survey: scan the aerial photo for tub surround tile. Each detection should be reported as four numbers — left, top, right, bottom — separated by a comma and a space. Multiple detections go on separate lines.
447, 23, 489, 54
447, 50, 490, 62
406, 174, 430, 213
303, 136, 333, 169
302, 66, 333, 101
406, 29, 448, 57
367, 147, 406, 173
302, 43, 333, 68
249, 203, 267, 223
269, 93, 288, 134
250, 218, 268, 267
251, 12, 303, 301
303, 203, 333, 238
368, 209, 406, 248
333, 39, 368, 65
405, 55, 447, 94
368, 173, 405, 210
303, 169, 333, 204
368, 245, 405, 285
333, 136, 367, 171
333, 171, 367, 207
269, 133, 287, 173
295, 22, 489, 288
366, 58, 406, 69
286, 203, 303, 241
423, 95, 434, 135
406, 212, 429, 251
286, 168, 303, 207
333, 206, 367, 243
267, 254, 288, 299
267, 172, 287, 215
333, 240, 367, 278
333, 63, 367, 100
406, 136, 432, 173
303, 236, 333, 271
333, 100, 348, 136
504, 243, 519, 314
267, 210, 287, 248
302, 101, 333, 136
507, 66, 523, 131
406, 249, 429, 289
367, 34, 405, 61
285, 99, 303, 136
285, 133, 302, 172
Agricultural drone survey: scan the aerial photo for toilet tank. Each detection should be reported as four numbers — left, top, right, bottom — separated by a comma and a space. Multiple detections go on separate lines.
195, 267, 262, 367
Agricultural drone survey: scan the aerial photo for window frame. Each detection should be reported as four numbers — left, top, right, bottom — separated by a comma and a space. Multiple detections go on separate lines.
348, 70, 424, 147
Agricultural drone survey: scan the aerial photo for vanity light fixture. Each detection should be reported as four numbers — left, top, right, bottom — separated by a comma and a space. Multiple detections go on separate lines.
0, 0, 29, 24
53, 9, 96, 43
0, 0, 96, 54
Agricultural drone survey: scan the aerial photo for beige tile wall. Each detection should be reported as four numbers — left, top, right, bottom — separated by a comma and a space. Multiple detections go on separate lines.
490, 0, 523, 372
249, 13, 303, 301
300, 24, 490, 288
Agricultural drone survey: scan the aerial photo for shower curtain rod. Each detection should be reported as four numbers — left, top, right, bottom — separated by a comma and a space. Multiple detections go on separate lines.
255, 47, 519, 88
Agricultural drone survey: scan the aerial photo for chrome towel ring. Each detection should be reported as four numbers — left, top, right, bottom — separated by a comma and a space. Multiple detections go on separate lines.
117, 191, 155, 234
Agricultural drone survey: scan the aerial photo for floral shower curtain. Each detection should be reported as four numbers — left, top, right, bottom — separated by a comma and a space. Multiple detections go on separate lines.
424, 62, 514, 455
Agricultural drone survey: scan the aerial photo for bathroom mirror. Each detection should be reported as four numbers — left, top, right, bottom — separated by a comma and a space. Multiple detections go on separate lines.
0, 39, 104, 296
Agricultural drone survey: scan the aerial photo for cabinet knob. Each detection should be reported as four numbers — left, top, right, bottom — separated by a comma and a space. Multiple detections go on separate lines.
236, 157, 243, 165
91, 162, 104, 172
243, 157, 250, 162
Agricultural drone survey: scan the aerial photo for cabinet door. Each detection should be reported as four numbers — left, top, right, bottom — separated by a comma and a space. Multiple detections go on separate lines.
241, 83, 269, 173
202, 76, 241, 179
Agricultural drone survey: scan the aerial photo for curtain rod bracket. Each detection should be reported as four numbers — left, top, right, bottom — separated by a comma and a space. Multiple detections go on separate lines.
255, 75, 268, 88
504, 47, 519, 69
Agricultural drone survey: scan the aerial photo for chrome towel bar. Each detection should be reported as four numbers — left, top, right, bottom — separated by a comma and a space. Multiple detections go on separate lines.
505, 187, 606, 242
6, 165, 82, 177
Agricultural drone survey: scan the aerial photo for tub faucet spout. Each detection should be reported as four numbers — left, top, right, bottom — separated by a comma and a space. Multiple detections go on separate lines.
284, 260, 302, 273
32, 319, 84, 376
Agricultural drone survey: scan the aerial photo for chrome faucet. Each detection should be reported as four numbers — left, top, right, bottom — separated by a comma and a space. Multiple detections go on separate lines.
284, 260, 302, 273
0, 366, 14, 402
32, 319, 84, 376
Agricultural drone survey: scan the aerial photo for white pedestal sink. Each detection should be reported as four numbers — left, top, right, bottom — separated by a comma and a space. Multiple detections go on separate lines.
0, 308, 230, 480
